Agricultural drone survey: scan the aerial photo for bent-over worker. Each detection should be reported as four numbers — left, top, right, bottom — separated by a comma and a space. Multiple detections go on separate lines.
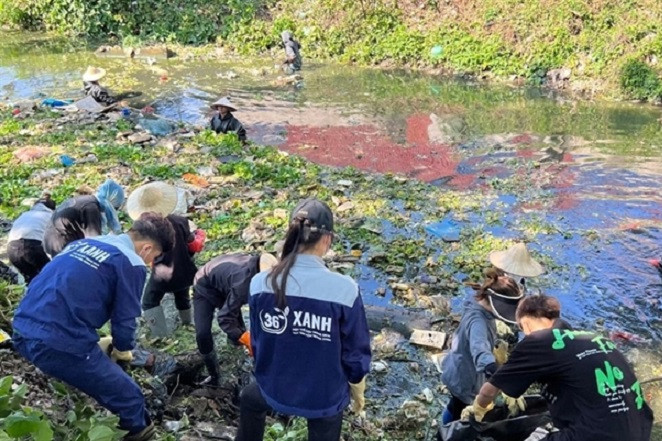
83, 66, 117, 106
13, 213, 175, 441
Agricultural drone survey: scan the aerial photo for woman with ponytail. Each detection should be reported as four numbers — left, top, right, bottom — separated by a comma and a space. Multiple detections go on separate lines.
440, 268, 524, 424
236, 199, 371, 441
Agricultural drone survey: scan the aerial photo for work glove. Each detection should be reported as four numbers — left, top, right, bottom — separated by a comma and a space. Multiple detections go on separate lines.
493, 339, 509, 365
188, 229, 206, 253
503, 394, 527, 417
99, 337, 134, 364
460, 398, 495, 422
238, 331, 253, 357
349, 377, 366, 414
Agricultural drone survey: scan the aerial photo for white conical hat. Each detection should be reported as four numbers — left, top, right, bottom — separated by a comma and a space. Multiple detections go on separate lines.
126, 182, 178, 220
83, 66, 107, 82
210, 97, 237, 111
489, 243, 545, 277
259, 253, 278, 271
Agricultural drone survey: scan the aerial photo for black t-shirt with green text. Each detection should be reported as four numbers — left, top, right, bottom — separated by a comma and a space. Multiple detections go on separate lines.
489, 327, 653, 441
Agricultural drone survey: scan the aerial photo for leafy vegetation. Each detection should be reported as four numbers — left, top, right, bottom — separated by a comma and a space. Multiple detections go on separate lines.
620, 58, 662, 101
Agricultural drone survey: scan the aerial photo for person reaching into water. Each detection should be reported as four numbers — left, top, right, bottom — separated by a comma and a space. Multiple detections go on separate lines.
236, 199, 371, 441
281, 31, 302, 75
462, 294, 653, 441
43, 179, 124, 257
209, 97, 246, 143
440, 268, 524, 424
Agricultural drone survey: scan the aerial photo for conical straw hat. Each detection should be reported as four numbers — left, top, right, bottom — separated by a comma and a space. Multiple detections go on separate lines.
210, 97, 237, 111
126, 182, 178, 220
83, 66, 107, 82
489, 243, 544, 277
259, 253, 278, 271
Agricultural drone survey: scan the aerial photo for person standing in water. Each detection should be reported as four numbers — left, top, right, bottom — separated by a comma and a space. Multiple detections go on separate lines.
281, 31, 302, 75
209, 97, 246, 143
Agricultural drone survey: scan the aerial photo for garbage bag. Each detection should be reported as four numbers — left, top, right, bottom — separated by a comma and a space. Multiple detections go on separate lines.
138, 117, 174, 136
437, 396, 552, 441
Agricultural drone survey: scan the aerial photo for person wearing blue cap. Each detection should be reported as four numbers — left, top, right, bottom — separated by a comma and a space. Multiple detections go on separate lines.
43, 179, 125, 257
236, 199, 371, 441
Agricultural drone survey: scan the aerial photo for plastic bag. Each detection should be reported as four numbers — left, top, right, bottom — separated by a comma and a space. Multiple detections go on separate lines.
138, 117, 174, 136
437, 396, 552, 441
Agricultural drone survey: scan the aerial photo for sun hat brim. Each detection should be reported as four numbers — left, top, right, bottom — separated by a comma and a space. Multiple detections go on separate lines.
489, 248, 545, 278
210, 97, 237, 111
83, 67, 107, 82
259, 253, 278, 271
126, 182, 178, 220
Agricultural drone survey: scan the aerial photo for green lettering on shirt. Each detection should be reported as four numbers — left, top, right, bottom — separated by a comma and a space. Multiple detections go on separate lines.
630, 381, 644, 410
552, 329, 575, 350
594, 361, 624, 396
591, 335, 616, 353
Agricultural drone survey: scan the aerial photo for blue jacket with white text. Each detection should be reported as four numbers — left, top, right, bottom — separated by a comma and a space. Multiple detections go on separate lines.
249, 254, 371, 419
13, 235, 147, 354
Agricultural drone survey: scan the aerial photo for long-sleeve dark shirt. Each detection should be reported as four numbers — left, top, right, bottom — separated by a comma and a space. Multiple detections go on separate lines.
83, 81, 117, 106
148, 215, 197, 292
193, 254, 260, 342
209, 113, 246, 142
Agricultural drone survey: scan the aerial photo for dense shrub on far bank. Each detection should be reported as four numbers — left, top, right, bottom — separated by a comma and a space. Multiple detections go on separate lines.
620, 59, 662, 101
0, 0, 264, 44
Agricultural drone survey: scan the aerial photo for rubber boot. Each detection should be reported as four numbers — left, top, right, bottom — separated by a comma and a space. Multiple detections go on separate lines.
123, 422, 155, 441
178, 308, 192, 325
143, 306, 169, 338
201, 351, 220, 387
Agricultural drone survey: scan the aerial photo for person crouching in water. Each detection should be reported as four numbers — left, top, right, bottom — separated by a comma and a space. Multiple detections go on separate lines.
43, 179, 124, 257
281, 31, 302, 75
236, 199, 371, 441
126, 182, 204, 337
209, 97, 246, 143
7, 194, 55, 284
440, 268, 524, 423
82, 66, 117, 106
193, 253, 278, 387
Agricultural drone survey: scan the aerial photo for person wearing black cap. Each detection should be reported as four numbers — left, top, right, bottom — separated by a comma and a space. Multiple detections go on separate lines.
236, 199, 372, 441
463, 294, 653, 441
440, 268, 524, 424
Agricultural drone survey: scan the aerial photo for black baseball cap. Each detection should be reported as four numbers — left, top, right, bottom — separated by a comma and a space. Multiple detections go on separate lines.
291, 199, 334, 233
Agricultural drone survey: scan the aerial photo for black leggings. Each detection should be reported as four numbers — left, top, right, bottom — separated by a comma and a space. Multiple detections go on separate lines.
141, 280, 191, 311
193, 295, 216, 355
236, 382, 344, 441
8, 239, 50, 284
446, 394, 468, 421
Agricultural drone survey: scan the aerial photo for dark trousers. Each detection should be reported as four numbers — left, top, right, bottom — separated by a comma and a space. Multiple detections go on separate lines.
142, 280, 191, 311
193, 295, 216, 355
13, 335, 150, 434
8, 239, 50, 284
236, 382, 343, 441
445, 394, 468, 422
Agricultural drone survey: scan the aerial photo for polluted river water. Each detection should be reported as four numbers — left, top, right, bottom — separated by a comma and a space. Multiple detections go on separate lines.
1, 31, 662, 426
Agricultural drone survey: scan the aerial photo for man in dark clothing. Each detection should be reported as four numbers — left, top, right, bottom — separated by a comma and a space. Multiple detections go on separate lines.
82, 66, 117, 106
464, 294, 653, 441
126, 182, 204, 337
7, 195, 55, 284
192, 253, 277, 386
13, 213, 175, 441
281, 31, 302, 75
209, 97, 246, 143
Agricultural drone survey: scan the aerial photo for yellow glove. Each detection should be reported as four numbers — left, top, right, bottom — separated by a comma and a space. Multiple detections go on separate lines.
111, 348, 133, 363
460, 398, 495, 422
503, 394, 526, 417
493, 339, 509, 365
349, 377, 366, 414
98, 336, 113, 354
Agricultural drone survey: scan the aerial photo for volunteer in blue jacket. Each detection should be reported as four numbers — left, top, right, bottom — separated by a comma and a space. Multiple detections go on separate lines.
13, 212, 175, 441
7, 194, 55, 284
236, 199, 372, 441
